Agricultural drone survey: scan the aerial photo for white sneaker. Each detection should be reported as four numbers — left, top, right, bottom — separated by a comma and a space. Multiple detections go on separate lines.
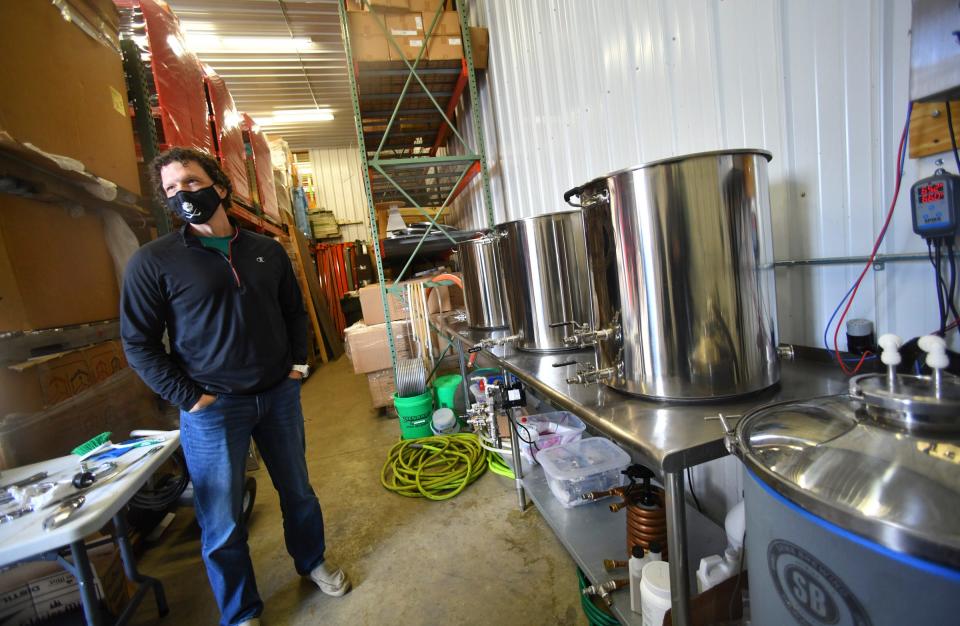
237, 620, 261, 626
309, 561, 351, 596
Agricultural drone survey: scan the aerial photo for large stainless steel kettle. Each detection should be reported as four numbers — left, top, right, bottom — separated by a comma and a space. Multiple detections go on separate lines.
565, 149, 780, 400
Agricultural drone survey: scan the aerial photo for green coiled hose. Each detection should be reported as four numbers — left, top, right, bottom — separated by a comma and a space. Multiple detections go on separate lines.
381, 433, 487, 500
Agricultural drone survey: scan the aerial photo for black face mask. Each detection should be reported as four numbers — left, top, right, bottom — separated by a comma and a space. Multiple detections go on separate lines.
166, 185, 222, 224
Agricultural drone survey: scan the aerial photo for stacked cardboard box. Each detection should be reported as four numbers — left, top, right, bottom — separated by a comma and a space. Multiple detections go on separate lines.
358, 277, 451, 325
0, 538, 129, 625
0, 340, 127, 419
0, 196, 122, 333
344, 320, 413, 374
308, 210, 340, 239
347, 10, 488, 68
0, 0, 140, 193
367, 368, 396, 409
0, 1, 139, 333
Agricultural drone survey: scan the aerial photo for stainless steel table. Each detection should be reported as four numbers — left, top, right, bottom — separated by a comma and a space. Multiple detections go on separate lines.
434, 314, 848, 625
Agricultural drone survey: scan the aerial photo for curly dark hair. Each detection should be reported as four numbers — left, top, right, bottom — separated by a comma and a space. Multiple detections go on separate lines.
150, 147, 233, 211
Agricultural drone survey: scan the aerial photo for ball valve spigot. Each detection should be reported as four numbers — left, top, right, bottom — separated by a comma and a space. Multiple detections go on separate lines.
878, 333, 903, 391
565, 364, 617, 385
919, 334, 949, 398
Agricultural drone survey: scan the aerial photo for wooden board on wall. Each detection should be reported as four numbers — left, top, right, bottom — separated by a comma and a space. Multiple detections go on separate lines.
909, 101, 960, 159
293, 229, 345, 359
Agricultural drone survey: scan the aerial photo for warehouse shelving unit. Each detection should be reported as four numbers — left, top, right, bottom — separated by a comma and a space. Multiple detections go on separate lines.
339, 0, 494, 378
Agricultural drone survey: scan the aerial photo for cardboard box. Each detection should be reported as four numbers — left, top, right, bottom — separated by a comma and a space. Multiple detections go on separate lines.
387, 13, 425, 61
83, 340, 127, 383
0, 368, 170, 470
344, 320, 412, 374
470, 27, 489, 70
359, 277, 451, 325
348, 13, 391, 61
0, 0, 140, 193
409, 0, 449, 13
367, 368, 396, 408
0, 540, 128, 625
0, 196, 121, 333
426, 22, 489, 68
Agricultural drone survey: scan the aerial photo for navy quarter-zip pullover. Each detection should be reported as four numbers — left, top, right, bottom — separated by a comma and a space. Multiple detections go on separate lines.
120, 223, 308, 411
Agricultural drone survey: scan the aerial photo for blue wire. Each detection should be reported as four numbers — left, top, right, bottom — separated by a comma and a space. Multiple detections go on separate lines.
822, 101, 912, 365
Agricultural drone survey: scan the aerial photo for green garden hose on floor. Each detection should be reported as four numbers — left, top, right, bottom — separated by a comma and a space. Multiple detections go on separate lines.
381, 433, 487, 500
486, 451, 515, 479
577, 568, 620, 626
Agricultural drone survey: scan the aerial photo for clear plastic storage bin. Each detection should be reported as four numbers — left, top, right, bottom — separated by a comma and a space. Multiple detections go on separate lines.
537, 437, 632, 508
516, 411, 586, 464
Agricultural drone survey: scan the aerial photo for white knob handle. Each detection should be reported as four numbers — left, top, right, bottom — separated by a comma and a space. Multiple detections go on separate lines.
918, 334, 946, 353
919, 335, 950, 370
878, 333, 902, 366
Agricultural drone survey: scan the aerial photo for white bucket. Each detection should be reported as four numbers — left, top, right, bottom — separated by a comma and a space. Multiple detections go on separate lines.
640, 560, 671, 626
431, 407, 459, 435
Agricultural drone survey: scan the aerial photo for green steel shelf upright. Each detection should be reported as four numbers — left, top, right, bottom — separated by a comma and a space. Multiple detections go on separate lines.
338, 0, 495, 380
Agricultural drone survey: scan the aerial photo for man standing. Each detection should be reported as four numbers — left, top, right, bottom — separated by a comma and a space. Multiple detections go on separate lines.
121, 147, 349, 626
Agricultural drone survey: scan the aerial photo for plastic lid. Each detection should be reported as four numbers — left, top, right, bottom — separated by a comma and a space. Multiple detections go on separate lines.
536, 438, 632, 481
432, 408, 457, 431
631, 545, 644, 559
648, 541, 662, 554
641, 561, 671, 596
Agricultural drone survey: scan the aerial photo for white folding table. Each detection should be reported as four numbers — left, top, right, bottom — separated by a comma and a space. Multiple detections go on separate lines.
0, 431, 181, 625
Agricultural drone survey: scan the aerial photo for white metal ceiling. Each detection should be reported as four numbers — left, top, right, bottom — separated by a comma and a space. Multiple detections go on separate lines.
167, 0, 356, 150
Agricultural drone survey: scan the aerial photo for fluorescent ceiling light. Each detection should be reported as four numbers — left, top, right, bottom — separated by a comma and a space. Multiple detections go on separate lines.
256, 109, 335, 125
184, 33, 318, 53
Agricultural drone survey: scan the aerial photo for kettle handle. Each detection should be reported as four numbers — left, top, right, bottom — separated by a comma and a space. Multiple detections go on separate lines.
563, 184, 584, 207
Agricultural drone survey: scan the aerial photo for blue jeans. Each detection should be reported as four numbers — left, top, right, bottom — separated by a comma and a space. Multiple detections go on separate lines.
180, 377, 325, 626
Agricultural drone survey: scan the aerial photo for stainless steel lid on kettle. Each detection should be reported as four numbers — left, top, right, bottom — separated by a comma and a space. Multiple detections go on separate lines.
733, 366, 960, 568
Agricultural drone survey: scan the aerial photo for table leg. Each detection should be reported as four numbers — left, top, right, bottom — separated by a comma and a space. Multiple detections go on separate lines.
507, 408, 526, 512
69, 540, 104, 626
113, 511, 169, 623
665, 470, 691, 626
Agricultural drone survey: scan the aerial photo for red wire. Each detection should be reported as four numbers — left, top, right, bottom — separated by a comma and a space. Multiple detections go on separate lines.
832, 119, 910, 375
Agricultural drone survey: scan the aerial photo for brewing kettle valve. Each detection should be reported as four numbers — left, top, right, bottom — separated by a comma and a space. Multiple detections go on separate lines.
566, 364, 617, 385
471, 333, 522, 352
564, 325, 618, 348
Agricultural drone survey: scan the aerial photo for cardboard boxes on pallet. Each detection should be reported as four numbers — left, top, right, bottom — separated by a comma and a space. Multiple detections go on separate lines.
0, 0, 140, 193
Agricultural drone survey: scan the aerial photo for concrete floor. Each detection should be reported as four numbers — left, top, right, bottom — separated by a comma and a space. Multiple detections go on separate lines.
129, 356, 587, 626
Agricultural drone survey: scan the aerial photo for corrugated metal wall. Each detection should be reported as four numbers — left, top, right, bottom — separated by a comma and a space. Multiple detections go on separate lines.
457, 0, 947, 352
308, 147, 371, 242
447, 0, 947, 522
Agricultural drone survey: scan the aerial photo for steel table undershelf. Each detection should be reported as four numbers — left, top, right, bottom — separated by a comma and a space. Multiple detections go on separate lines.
435, 314, 848, 626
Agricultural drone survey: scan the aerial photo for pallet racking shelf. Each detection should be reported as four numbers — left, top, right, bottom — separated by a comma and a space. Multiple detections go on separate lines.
339, 0, 494, 378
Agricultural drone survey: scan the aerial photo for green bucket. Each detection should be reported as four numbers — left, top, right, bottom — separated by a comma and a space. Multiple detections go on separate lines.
393, 391, 434, 439
433, 374, 462, 410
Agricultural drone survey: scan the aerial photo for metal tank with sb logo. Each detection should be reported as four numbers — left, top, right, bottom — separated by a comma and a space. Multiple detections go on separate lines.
723, 336, 960, 625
